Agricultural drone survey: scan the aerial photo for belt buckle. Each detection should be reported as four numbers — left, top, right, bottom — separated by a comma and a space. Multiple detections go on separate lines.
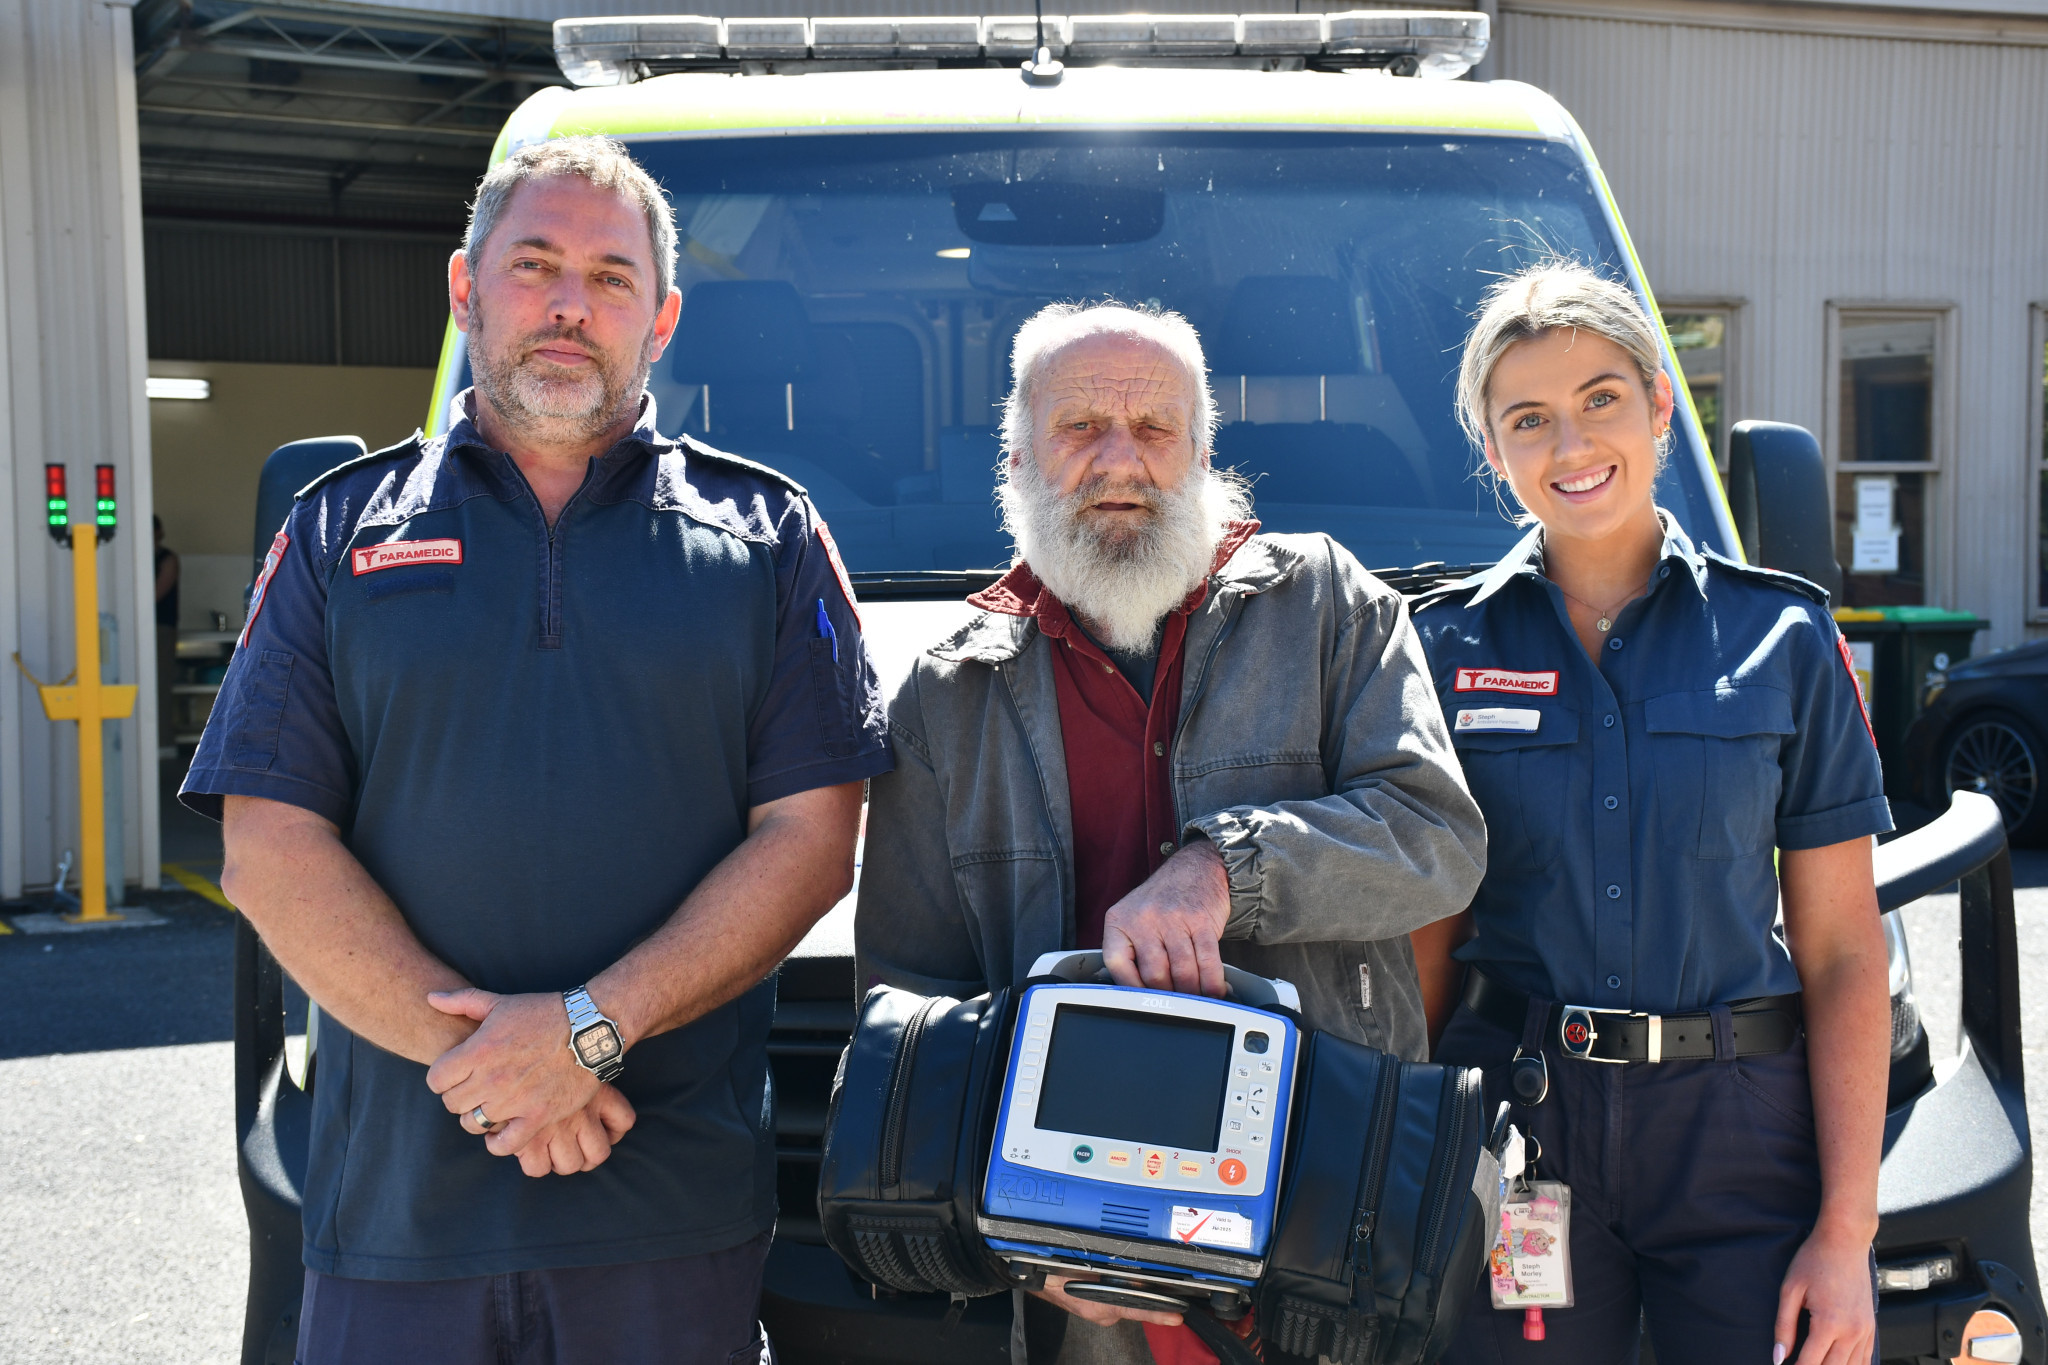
1558, 1005, 1631, 1064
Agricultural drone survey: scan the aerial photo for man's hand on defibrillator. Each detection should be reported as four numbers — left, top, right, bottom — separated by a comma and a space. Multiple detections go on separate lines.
426, 988, 614, 1164
1101, 838, 1231, 997
1032, 1274, 1184, 1330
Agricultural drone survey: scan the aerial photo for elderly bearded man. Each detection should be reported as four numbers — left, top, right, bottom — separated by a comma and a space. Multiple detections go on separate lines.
183, 137, 891, 1363
855, 302, 1487, 1365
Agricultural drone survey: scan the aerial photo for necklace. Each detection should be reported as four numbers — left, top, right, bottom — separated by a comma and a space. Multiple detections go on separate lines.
1551, 576, 1649, 633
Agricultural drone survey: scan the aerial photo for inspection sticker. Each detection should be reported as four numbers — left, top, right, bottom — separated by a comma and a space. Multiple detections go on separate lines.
352, 538, 462, 575
1171, 1205, 1253, 1251
1455, 707, 1541, 734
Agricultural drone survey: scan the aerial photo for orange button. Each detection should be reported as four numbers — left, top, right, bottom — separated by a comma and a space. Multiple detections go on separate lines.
1218, 1159, 1247, 1186
1106, 1151, 1130, 1169
1142, 1151, 1165, 1178
1179, 1161, 1200, 1178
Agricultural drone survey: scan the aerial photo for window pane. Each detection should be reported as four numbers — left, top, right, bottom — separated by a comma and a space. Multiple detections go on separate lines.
1665, 311, 1724, 468
1836, 470, 1926, 606
1839, 317, 1935, 463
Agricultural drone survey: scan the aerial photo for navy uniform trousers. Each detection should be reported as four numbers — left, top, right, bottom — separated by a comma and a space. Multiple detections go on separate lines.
1434, 1002, 1872, 1365
294, 1232, 774, 1365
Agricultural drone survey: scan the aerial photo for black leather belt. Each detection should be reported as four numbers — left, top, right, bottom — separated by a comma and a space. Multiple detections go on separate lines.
1464, 970, 1802, 1063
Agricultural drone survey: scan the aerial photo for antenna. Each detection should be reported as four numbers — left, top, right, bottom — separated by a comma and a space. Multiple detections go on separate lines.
1022, 0, 1063, 83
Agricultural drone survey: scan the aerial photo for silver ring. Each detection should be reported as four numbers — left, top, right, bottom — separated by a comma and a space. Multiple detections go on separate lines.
470, 1105, 497, 1132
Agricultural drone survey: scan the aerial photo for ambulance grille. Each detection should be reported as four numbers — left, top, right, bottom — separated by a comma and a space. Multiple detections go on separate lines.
1099, 1202, 1151, 1236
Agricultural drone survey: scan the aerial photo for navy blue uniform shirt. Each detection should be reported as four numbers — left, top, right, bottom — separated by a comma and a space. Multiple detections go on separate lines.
181, 392, 892, 1280
1411, 515, 1890, 1014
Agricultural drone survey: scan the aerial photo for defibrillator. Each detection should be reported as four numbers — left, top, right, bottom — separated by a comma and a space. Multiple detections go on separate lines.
974, 952, 1301, 1314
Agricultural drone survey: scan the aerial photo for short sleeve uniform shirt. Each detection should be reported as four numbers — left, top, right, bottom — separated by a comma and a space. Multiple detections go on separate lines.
181, 392, 892, 1280
1410, 516, 1891, 1014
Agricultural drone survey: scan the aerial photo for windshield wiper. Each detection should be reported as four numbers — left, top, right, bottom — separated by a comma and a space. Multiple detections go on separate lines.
850, 569, 1008, 601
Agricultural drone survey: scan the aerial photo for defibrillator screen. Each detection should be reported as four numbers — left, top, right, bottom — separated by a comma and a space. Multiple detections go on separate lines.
1034, 1005, 1236, 1153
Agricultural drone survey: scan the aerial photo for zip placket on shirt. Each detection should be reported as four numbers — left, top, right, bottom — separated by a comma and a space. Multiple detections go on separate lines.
502, 453, 603, 651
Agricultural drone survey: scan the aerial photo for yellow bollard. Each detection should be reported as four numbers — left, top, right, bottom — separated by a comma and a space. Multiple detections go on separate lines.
35, 523, 137, 923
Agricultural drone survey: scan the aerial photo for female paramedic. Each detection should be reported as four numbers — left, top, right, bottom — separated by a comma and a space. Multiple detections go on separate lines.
1408, 260, 1891, 1365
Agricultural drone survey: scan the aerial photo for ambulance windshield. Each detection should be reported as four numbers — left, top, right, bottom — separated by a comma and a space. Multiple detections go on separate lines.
453, 132, 1717, 577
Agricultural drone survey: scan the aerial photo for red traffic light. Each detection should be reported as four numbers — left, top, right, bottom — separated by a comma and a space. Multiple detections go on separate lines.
94, 463, 116, 542
96, 464, 115, 501
44, 464, 68, 544
46, 464, 66, 500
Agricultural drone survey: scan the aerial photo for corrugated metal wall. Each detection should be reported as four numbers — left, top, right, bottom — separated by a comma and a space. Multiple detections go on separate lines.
1500, 1, 2048, 647
145, 225, 452, 369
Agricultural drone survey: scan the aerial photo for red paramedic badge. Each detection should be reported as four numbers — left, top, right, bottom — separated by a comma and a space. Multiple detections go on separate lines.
1836, 632, 1879, 748
240, 530, 289, 648
352, 538, 462, 575
1454, 667, 1560, 696
815, 521, 861, 628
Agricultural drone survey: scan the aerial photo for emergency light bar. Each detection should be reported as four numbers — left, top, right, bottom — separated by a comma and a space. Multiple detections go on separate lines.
553, 10, 1489, 85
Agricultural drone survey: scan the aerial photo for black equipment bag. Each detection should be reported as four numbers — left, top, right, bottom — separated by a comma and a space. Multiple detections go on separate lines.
1257, 1030, 1500, 1365
817, 984, 1016, 1298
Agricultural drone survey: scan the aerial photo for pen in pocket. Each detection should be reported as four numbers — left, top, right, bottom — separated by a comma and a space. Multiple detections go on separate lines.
815, 598, 838, 662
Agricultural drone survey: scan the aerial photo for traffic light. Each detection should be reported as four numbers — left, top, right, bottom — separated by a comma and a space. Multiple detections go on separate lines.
95, 464, 116, 543
45, 464, 67, 544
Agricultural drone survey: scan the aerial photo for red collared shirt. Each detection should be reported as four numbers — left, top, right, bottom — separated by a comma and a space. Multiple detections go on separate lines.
967, 521, 1260, 950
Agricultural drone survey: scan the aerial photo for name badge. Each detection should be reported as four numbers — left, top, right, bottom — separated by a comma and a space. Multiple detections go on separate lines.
1455, 707, 1541, 734
352, 538, 463, 575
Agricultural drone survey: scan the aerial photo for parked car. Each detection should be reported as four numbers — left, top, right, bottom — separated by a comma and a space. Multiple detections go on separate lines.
1903, 639, 2048, 846
226, 13, 2045, 1364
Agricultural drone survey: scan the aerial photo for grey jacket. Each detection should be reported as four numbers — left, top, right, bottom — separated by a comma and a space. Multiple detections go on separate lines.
853, 530, 1487, 1061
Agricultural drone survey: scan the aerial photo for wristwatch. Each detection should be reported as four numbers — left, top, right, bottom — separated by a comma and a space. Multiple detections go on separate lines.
563, 986, 625, 1083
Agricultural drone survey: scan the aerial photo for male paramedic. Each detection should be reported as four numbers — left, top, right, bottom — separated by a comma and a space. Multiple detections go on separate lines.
854, 301, 1489, 1365
182, 136, 891, 1363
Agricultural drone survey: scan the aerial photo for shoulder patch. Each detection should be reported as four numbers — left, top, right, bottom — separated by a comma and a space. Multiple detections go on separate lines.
293, 434, 424, 501
815, 521, 861, 628
1699, 548, 1832, 607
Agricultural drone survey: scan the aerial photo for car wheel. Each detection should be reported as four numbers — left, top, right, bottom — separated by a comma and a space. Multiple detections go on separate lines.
1943, 710, 2047, 846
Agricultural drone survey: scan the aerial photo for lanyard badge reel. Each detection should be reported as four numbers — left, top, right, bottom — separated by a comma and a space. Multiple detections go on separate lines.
1486, 1123, 1573, 1338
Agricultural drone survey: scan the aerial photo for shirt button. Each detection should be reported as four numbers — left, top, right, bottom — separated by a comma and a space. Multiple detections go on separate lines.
1607, 975, 1622, 989
1604, 714, 1616, 728
1606, 884, 1621, 899
1104, 664, 1115, 674
1160, 841, 1176, 857
1153, 741, 1165, 757
1607, 636, 1624, 651
1604, 795, 1618, 810
1658, 565, 1671, 579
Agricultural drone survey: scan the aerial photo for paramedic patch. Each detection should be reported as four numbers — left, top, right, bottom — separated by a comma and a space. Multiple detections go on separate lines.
352, 539, 463, 576
1454, 667, 1559, 696
1455, 707, 1542, 734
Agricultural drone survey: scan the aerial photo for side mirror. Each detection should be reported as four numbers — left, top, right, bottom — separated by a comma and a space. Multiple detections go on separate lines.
1726, 421, 1841, 598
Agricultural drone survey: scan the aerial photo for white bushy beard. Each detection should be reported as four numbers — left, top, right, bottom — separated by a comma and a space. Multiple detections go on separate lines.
468, 288, 653, 445
1001, 453, 1251, 652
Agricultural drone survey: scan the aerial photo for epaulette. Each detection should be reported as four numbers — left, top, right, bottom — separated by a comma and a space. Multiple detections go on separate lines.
1699, 547, 1832, 608
294, 433, 425, 501
675, 433, 811, 499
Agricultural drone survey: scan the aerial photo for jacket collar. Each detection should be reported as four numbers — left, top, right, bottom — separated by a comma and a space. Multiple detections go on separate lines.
935, 520, 1287, 665
1465, 509, 1707, 606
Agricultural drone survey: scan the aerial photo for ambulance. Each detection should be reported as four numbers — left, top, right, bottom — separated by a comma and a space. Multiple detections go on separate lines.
232, 15, 2043, 1363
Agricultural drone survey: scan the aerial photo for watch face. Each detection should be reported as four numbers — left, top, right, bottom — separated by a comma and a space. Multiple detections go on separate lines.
575, 1022, 622, 1067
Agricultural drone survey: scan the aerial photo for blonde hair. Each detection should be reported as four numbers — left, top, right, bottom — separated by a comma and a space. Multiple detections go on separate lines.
1000, 301, 1219, 462
1454, 260, 1666, 459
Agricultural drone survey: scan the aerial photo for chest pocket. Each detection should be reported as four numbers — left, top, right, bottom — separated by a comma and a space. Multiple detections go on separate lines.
1450, 707, 1581, 872
1644, 687, 1794, 860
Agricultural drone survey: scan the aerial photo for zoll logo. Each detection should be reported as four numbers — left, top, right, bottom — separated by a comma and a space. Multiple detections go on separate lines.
352, 538, 462, 575
1454, 667, 1559, 695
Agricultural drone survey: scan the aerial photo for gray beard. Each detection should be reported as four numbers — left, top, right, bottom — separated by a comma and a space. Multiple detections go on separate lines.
468, 291, 652, 446
1000, 456, 1251, 652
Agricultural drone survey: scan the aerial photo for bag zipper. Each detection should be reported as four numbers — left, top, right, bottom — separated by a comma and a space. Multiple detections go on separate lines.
1414, 1068, 1481, 1275
1345, 1052, 1403, 1285
879, 998, 939, 1192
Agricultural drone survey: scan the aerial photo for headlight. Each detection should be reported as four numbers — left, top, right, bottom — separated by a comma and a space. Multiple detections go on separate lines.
1883, 910, 1922, 1060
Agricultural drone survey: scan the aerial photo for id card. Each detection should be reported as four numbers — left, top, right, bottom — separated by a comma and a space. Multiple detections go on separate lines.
1488, 1180, 1573, 1309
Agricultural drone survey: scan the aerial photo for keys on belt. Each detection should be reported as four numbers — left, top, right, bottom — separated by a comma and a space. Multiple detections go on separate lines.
1465, 970, 1801, 1064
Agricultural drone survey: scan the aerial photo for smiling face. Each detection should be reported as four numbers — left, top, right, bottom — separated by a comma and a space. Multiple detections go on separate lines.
452, 174, 681, 448
1482, 327, 1674, 547
1022, 330, 1205, 552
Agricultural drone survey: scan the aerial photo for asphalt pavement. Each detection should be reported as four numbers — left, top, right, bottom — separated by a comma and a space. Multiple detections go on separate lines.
1, 809, 2044, 1364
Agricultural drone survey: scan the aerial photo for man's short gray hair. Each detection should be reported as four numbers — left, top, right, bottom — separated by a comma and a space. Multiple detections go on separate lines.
465, 136, 678, 301
1454, 259, 1667, 458
1000, 301, 1219, 460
